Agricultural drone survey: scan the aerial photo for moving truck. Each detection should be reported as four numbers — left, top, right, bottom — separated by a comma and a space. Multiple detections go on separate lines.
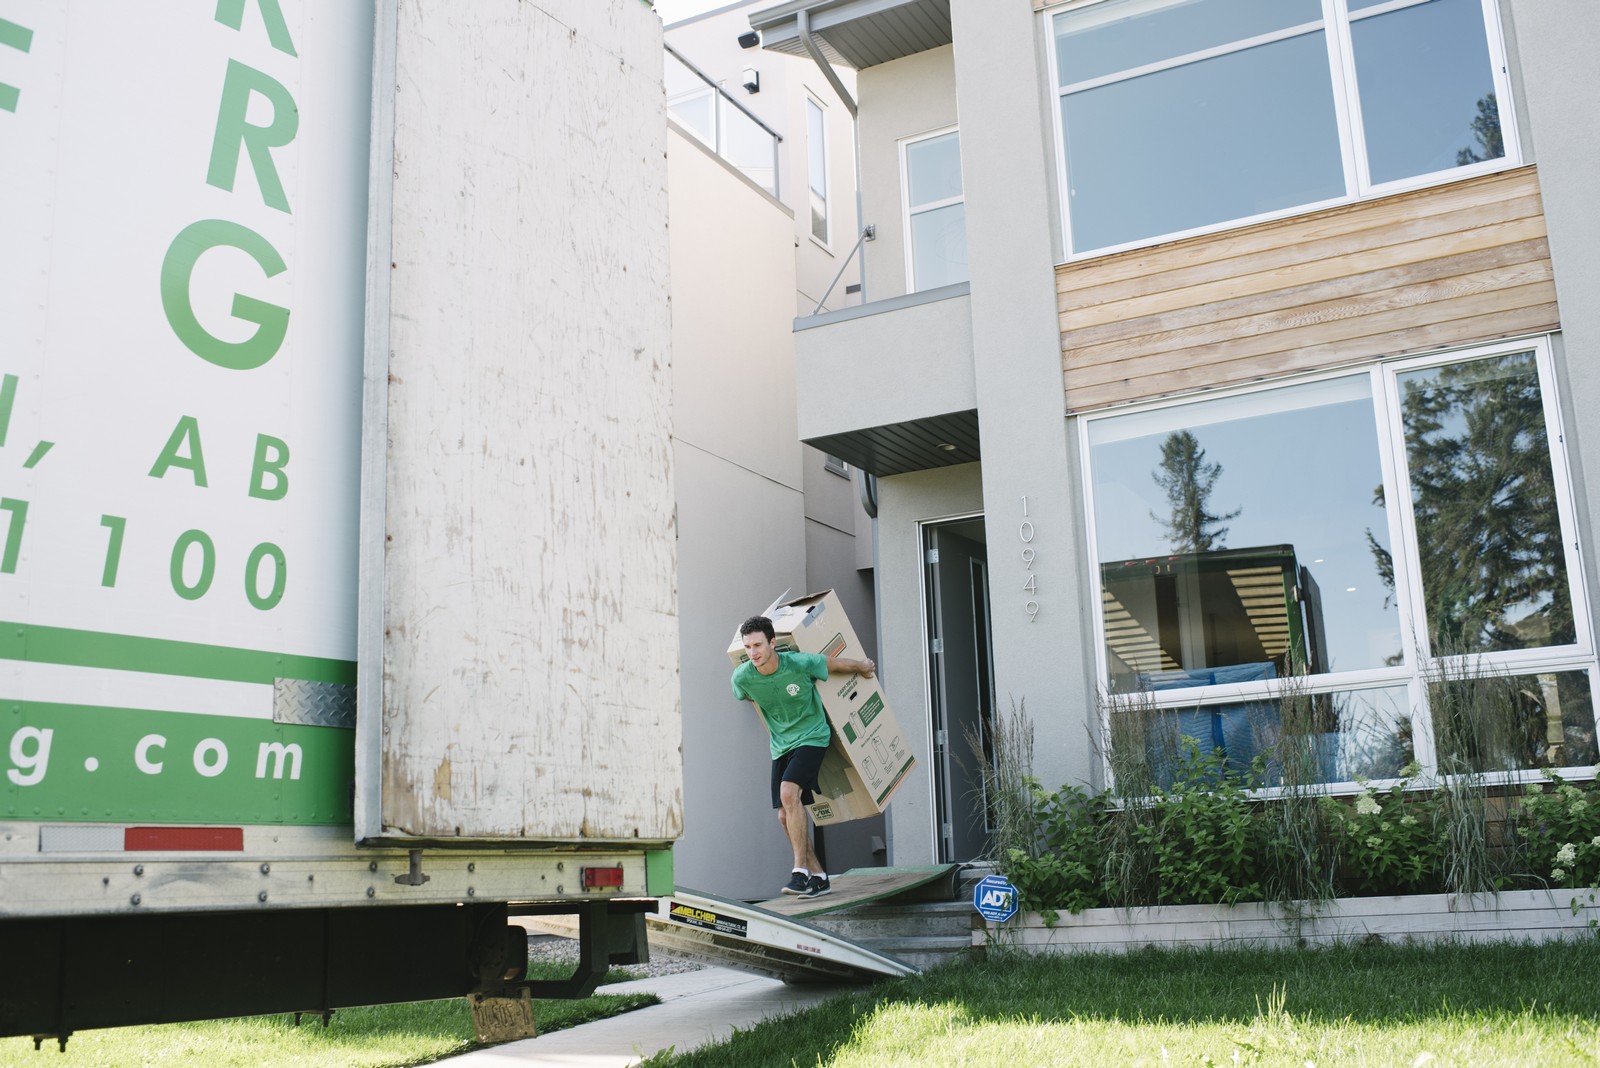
0, 0, 681, 1044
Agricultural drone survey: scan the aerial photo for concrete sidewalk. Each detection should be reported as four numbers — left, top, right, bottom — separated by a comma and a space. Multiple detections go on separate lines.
439, 965, 852, 1066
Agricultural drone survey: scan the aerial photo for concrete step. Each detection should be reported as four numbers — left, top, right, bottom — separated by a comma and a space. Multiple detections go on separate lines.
856, 933, 980, 972
800, 865, 993, 972
811, 900, 977, 942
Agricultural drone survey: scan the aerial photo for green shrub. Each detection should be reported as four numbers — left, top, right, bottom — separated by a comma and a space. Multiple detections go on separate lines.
1513, 773, 1600, 889
1005, 777, 1107, 918
1322, 770, 1445, 895
1133, 742, 1267, 905
993, 710, 1600, 915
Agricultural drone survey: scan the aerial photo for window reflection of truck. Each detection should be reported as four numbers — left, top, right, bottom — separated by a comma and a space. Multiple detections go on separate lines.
0, 1, 677, 1047
1100, 544, 1326, 692
1099, 546, 1331, 780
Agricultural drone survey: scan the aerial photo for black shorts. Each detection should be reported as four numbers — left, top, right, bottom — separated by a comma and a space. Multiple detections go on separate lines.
771, 744, 828, 809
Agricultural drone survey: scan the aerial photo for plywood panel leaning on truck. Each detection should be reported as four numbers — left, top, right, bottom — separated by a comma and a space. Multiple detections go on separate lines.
0, 0, 681, 1044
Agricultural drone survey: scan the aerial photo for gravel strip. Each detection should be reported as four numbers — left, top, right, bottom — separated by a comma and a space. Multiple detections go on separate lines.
526, 934, 704, 979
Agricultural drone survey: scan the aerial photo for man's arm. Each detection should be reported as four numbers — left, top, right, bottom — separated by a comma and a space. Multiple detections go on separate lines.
825, 655, 875, 679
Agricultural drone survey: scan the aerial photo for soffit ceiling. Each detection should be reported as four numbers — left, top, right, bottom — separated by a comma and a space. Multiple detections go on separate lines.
804, 409, 980, 477
748, 0, 953, 70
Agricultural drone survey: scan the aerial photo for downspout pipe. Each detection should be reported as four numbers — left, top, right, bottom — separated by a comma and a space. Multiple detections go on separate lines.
796, 7, 856, 118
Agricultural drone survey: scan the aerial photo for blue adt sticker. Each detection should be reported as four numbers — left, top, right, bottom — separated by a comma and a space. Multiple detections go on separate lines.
973, 873, 1018, 923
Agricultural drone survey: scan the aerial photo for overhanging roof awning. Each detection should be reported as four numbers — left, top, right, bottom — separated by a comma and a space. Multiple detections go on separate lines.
748, 0, 952, 70
804, 409, 979, 477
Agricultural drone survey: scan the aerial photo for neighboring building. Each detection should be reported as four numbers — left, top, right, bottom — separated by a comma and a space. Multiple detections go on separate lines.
750, 0, 1600, 867
661, 5, 881, 898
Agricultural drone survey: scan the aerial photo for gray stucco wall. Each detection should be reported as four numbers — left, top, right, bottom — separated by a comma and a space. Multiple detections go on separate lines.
1510, 0, 1600, 635
950, 2, 1097, 796
793, 287, 975, 441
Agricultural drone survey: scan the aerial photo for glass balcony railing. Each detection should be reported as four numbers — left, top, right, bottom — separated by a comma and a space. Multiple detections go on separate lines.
665, 44, 781, 198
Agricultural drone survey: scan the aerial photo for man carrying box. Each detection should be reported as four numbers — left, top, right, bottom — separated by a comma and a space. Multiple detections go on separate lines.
732, 614, 876, 898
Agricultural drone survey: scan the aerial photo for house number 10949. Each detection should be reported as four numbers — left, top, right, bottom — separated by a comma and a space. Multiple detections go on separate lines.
1020, 495, 1037, 622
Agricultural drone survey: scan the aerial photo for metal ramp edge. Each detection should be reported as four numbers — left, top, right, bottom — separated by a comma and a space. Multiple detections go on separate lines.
523, 888, 919, 985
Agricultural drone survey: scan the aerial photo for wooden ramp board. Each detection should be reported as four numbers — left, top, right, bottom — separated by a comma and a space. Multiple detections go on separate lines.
754, 864, 964, 918
518, 887, 918, 984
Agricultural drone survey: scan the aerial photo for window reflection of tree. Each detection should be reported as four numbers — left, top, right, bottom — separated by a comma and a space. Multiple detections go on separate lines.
1455, 92, 1503, 166
1150, 430, 1240, 554
1402, 353, 1573, 654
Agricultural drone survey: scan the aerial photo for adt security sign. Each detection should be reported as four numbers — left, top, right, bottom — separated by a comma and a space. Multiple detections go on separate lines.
973, 873, 1019, 923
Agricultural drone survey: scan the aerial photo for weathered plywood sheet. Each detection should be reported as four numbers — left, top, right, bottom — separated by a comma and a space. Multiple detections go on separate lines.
1059, 167, 1559, 411
362, 0, 681, 843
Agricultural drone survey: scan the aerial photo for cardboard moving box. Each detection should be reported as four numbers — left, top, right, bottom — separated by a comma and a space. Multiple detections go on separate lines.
729, 590, 916, 825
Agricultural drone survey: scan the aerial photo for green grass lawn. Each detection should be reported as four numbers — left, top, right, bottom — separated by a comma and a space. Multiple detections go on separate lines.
647, 940, 1600, 1067
0, 961, 656, 1068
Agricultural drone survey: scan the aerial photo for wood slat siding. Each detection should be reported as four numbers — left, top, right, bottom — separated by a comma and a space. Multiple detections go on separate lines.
1059, 166, 1558, 412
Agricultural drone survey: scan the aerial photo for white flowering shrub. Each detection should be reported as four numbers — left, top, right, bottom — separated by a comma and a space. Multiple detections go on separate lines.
1515, 772, 1600, 889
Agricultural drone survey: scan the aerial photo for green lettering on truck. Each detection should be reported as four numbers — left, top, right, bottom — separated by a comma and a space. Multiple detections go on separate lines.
207, 59, 299, 213
161, 219, 289, 370
248, 434, 290, 500
149, 415, 209, 486
213, 0, 299, 57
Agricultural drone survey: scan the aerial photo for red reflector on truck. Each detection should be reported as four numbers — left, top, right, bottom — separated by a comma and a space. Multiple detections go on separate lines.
124, 827, 245, 852
581, 866, 625, 890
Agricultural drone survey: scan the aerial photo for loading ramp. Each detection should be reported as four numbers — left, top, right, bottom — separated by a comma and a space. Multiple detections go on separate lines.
520, 865, 962, 984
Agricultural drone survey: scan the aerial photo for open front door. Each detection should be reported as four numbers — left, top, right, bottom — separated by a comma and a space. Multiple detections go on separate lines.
924, 520, 996, 863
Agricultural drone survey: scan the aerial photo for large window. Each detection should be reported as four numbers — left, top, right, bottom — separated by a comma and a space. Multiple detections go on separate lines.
902, 129, 968, 291
806, 96, 829, 244
1082, 339, 1596, 788
1051, 0, 1514, 256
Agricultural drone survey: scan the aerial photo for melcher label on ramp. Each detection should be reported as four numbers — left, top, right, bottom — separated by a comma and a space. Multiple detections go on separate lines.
668, 900, 749, 937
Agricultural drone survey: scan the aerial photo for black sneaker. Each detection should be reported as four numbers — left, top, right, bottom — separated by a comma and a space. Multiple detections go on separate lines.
804, 873, 831, 897
781, 870, 811, 895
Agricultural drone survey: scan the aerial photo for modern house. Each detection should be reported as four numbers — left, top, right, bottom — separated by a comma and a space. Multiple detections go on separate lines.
746, 0, 1600, 867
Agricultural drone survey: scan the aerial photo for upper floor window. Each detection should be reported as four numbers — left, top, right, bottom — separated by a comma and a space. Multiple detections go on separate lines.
901, 128, 969, 291
807, 96, 830, 244
1050, 0, 1515, 258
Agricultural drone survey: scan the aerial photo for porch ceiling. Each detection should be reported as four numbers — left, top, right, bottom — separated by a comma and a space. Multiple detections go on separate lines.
804, 409, 979, 477
748, 0, 952, 70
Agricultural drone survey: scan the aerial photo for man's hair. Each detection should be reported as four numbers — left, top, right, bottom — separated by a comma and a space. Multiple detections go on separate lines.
738, 615, 775, 641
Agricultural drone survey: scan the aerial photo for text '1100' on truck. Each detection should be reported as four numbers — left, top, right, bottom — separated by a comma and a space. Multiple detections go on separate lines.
0, 0, 682, 1045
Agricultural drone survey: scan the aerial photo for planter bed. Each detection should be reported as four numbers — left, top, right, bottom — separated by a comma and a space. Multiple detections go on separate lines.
979, 889, 1600, 954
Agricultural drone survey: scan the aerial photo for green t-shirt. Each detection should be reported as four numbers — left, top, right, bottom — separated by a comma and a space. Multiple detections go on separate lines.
731, 650, 832, 758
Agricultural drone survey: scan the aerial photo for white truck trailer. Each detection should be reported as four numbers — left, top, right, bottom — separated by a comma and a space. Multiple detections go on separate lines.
0, 0, 681, 1043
